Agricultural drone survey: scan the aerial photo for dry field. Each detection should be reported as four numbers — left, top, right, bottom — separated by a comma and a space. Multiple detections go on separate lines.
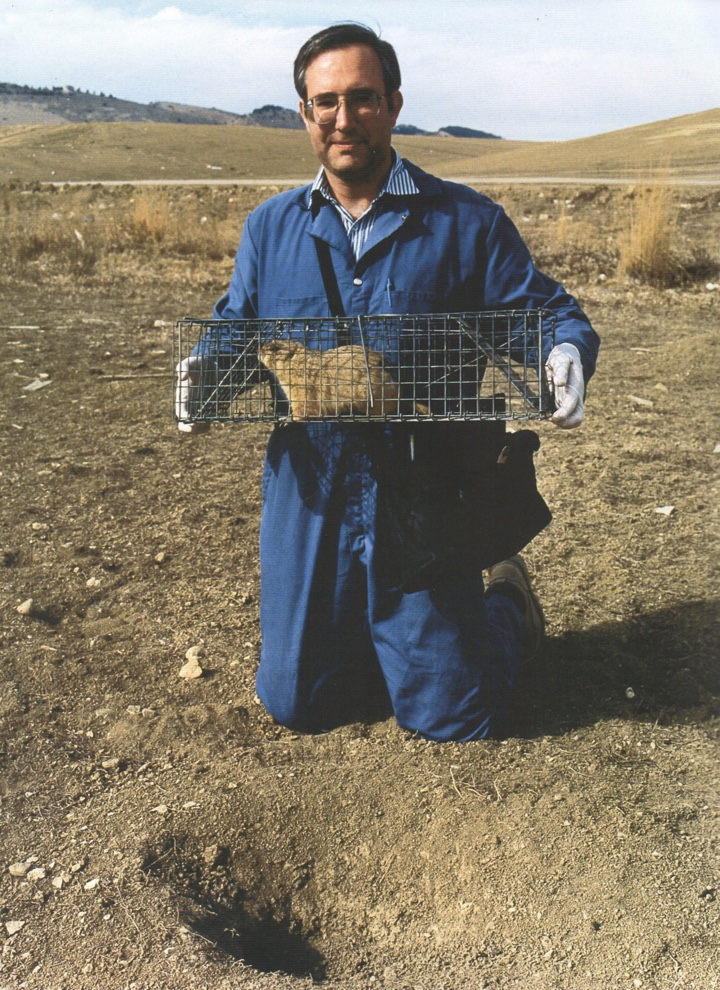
1, 106, 719, 184
0, 174, 719, 990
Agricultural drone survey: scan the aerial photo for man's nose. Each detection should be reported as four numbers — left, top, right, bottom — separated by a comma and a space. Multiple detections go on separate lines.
334, 98, 354, 129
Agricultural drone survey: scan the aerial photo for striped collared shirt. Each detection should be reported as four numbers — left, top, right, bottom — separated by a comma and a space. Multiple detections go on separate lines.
310, 149, 419, 259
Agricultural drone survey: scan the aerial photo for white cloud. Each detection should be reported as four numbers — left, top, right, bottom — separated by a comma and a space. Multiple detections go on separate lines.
1, 0, 718, 139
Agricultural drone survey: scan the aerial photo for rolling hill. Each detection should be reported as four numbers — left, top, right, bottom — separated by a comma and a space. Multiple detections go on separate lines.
0, 106, 718, 183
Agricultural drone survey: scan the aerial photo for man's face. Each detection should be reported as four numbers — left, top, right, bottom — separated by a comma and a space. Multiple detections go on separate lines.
299, 44, 403, 186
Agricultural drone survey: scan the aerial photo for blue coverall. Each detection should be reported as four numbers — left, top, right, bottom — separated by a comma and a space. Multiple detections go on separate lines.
214, 159, 600, 741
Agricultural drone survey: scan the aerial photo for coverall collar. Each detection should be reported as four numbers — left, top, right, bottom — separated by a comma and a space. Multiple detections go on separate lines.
306, 154, 441, 262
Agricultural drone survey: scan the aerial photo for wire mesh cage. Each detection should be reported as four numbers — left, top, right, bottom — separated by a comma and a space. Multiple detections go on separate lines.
174, 310, 556, 424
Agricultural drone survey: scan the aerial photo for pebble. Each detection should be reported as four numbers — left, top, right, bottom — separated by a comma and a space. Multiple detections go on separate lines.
26, 867, 46, 881
625, 687, 636, 700
9, 861, 31, 877
126, 705, 142, 715
654, 505, 675, 516
83, 878, 100, 891
5, 920, 25, 935
151, 804, 169, 815
16, 599, 34, 615
628, 394, 654, 408
101, 758, 120, 770
179, 645, 204, 680
86, 576, 101, 588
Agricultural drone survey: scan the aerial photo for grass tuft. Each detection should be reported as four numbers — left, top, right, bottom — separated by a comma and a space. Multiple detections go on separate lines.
618, 183, 685, 286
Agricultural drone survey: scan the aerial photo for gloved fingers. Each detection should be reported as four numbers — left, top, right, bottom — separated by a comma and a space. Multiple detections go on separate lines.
545, 350, 571, 389
551, 384, 584, 428
175, 356, 212, 432
177, 419, 211, 434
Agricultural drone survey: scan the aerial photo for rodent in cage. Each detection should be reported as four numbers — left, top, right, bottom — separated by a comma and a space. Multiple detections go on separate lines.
257, 340, 429, 419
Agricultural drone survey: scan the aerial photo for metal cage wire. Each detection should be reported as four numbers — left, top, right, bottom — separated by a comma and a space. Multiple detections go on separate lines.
174, 310, 556, 423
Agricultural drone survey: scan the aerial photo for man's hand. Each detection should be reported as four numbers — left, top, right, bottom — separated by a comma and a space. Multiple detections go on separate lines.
545, 342, 585, 429
175, 355, 213, 434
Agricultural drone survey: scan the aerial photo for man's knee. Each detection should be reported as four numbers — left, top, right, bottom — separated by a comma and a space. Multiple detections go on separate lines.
395, 701, 505, 742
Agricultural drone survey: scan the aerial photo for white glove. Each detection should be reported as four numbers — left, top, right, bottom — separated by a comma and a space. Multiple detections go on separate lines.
546, 342, 585, 429
175, 355, 212, 434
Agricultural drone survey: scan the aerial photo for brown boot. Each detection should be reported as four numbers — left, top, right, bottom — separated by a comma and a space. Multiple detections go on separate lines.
485, 554, 545, 662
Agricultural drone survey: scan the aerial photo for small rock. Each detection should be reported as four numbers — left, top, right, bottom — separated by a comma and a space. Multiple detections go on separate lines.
70, 860, 85, 874
83, 878, 100, 891
26, 867, 46, 881
126, 705, 142, 715
706, 282, 718, 291
713, 443, 720, 454
9, 861, 30, 877
179, 657, 203, 679
5, 920, 25, 936
625, 687, 636, 700
101, 758, 120, 770
16, 599, 34, 615
179, 646, 204, 680
654, 505, 675, 516
628, 394, 654, 408
151, 804, 169, 815
86, 576, 101, 588
154, 551, 166, 564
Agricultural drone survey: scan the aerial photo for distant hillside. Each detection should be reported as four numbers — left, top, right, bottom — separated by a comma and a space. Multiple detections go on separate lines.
394, 124, 502, 139
0, 106, 717, 183
0, 82, 497, 137
0, 83, 307, 128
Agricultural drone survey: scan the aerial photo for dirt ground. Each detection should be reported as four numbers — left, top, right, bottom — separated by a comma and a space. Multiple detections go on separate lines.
1, 186, 719, 990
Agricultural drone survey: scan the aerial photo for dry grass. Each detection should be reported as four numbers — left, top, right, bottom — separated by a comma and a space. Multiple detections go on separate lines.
1, 180, 716, 289
618, 182, 683, 285
0, 183, 270, 275
617, 181, 720, 286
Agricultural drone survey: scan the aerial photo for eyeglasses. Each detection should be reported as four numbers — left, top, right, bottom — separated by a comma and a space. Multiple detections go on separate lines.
304, 90, 385, 125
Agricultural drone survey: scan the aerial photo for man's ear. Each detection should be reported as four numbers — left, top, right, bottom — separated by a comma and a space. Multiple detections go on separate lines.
387, 90, 404, 126
299, 98, 312, 132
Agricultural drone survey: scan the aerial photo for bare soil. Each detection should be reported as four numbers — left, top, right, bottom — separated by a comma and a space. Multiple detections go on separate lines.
0, 189, 719, 990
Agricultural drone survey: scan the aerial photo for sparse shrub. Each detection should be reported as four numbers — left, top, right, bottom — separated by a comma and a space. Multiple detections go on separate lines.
523, 208, 617, 283
131, 192, 170, 245
618, 183, 685, 286
680, 242, 719, 283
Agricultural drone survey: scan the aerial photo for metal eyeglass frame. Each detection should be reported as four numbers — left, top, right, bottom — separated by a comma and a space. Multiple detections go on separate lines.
303, 90, 385, 125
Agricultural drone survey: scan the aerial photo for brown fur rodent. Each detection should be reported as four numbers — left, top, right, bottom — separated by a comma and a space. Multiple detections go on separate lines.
258, 341, 428, 419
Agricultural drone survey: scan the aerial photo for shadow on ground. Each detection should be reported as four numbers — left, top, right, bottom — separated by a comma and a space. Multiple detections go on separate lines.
510, 599, 720, 737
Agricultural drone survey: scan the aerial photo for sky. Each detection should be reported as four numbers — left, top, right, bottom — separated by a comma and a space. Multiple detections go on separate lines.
1, 0, 719, 141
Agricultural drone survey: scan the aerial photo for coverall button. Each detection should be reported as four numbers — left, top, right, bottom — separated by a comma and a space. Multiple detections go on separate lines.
353, 277, 363, 286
